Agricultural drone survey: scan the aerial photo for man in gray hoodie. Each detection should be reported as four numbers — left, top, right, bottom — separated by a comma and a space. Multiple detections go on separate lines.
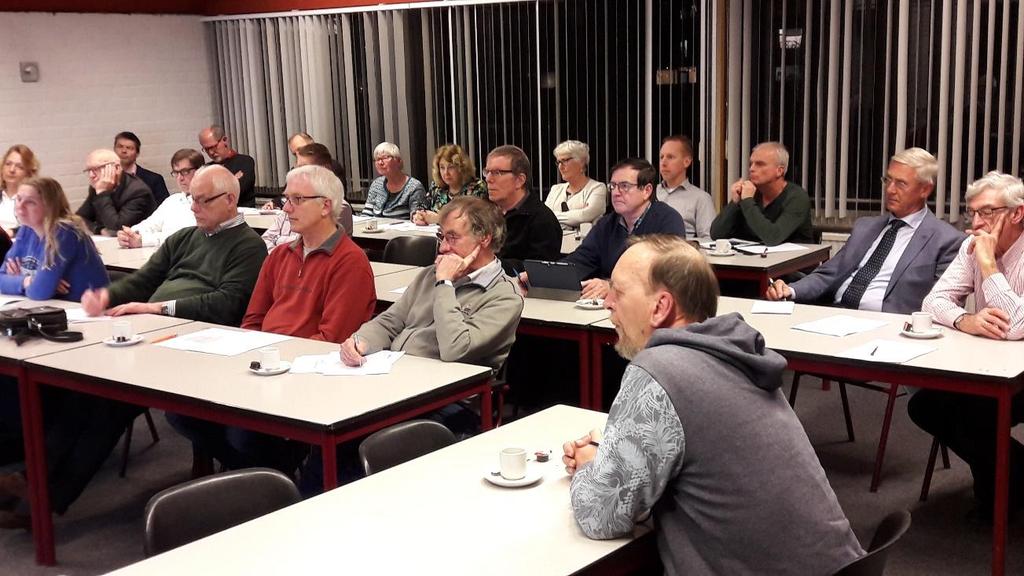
562, 234, 864, 576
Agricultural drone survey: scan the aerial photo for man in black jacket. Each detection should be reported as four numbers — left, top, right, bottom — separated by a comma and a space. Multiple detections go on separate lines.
76, 148, 155, 236
114, 131, 170, 204
484, 145, 562, 275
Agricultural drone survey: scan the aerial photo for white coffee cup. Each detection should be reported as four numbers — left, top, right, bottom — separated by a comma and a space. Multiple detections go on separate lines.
911, 312, 933, 333
260, 347, 281, 371
714, 239, 731, 254
499, 447, 527, 480
111, 320, 133, 343
365, 218, 378, 232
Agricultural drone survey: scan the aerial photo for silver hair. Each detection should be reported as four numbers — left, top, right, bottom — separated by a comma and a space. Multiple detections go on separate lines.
286, 164, 345, 220
965, 171, 1024, 208
890, 147, 938, 186
192, 164, 240, 205
373, 141, 402, 162
553, 140, 590, 168
752, 141, 789, 174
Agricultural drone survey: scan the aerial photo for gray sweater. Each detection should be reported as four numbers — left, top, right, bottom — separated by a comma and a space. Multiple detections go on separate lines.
570, 313, 864, 576
355, 258, 523, 370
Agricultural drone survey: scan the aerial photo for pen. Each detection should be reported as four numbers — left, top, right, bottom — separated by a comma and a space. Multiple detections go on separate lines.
352, 334, 365, 366
151, 333, 177, 344
870, 346, 878, 356
761, 247, 768, 258
589, 441, 600, 448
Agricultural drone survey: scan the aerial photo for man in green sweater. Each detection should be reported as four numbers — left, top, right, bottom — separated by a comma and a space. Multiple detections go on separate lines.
709, 141, 813, 246
81, 164, 266, 325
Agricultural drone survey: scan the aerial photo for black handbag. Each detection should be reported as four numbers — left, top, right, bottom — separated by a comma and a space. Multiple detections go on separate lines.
0, 306, 83, 345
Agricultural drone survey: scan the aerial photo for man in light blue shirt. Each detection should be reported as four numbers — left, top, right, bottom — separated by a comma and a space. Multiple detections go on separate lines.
655, 135, 715, 240
767, 148, 964, 314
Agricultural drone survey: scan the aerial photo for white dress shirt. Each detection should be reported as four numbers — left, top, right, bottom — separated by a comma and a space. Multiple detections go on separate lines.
131, 192, 196, 247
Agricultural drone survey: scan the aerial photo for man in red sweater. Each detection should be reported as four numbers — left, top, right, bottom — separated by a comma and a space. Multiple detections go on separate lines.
167, 164, 376, 474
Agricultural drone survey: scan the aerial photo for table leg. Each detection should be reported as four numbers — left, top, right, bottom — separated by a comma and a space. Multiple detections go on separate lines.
19, 370, 55, 565
321, 439, 339, 491
480, 380, 494, 431
991, 387, 1011, 576
758, 273, 769, 295
578, 333, 592, 410
589, 334, 604, 411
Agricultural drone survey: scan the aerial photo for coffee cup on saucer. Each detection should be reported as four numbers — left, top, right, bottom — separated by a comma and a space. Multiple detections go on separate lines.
259, 347, 281, 371
499, 447, 527, 480
111, 320, 134, 343
910, 312, 933, 333
714, 239, 731, 254
365, 219, 379, 232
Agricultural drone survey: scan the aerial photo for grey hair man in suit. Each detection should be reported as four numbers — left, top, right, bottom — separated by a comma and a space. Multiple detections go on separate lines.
766, 147, 964, 313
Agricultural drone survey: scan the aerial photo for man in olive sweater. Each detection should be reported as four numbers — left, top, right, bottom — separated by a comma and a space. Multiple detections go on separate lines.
81, 164, 266, 325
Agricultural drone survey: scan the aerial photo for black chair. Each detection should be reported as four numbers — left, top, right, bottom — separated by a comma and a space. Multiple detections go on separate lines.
358, 420, 456, 476
919, 437, 952, 501
119, 409, 160, 478
382, 235, 438, 267
143, 467, 300, 557
834, 510, 912, 575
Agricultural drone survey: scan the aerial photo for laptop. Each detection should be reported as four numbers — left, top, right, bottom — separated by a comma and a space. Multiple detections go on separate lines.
523, 260, 582, 302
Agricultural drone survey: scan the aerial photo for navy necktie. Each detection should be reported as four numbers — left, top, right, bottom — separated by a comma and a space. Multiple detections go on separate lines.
840, 219, 906, 309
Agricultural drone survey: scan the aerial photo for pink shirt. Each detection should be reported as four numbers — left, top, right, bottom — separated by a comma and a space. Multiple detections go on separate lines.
922, 232, 1024, 340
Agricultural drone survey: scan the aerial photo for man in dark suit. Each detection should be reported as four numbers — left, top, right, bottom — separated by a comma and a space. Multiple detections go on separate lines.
114, 131, 170, 204
76, 148, 156, 236
767, 148, 964, 313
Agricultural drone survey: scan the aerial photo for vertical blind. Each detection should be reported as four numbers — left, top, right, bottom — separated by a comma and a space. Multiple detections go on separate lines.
205, 0, 710, 199
728, 0, 1024, 223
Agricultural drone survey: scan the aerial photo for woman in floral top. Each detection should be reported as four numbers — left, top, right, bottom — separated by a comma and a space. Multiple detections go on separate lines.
413, 144, 488, 226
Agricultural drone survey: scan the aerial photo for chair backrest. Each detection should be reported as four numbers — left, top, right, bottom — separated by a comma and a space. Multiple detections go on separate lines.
143, 467, 301, 557
383, 235, 439, 266
834, 510, 912, 575
358, 419, 456, 476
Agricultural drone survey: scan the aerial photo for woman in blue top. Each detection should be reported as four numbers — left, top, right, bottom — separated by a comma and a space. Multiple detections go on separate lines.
0, 176, 109, 300
361, 142, 427, 220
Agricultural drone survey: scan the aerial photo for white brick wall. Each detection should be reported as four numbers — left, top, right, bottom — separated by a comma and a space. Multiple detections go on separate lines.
0, 12, 216, 208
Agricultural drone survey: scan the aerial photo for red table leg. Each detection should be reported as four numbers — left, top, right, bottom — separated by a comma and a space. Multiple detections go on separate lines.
321, 439, 339, 491
991, 387, 1011, 576
480, 379, 494, 430
20, 370, 55, 565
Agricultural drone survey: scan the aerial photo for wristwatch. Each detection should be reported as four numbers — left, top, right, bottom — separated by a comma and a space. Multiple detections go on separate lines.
160, 303, 171, 316
953, 313, 966, 330
435, 279, 454, 288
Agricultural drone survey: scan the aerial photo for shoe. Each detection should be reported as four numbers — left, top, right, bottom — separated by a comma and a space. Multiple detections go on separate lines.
0, 472, 27, 501
0, 510, 30, 530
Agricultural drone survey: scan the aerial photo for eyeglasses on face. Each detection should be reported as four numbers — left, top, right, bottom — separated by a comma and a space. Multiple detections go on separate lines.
608, 181, 640, 193
880, 176, 914, 192
965, 206, 1010, 220
171, 167, 199, 178
435, 231, 463, 245
82, 162, 117, 175
283, 194, 324, 206
483, 168, 515, 178
194, 191, 228, 206
202, 138, 226, 154
555, 157, 576, 166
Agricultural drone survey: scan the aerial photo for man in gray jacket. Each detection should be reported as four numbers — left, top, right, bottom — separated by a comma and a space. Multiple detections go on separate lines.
766, 147, 964, 312
562, 235, 864, 575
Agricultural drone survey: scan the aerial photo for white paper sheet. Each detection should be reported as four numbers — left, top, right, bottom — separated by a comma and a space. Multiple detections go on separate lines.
838, 339, 937, 364
289, 350, 405, 376
389, 286, 408, 295
386, 221, 439, 234
791, 315, 888, 337
65, 307, 110, 323
699, 238, 758, 250
353, 215, 374, 223
750, 300, 795, 315
236, 207, 261, 215
156, 327, 291, 356
735, 243, 809, 254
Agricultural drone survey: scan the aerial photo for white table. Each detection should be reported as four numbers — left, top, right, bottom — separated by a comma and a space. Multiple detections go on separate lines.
20, 321, 495, 565
108, 405, 654, 576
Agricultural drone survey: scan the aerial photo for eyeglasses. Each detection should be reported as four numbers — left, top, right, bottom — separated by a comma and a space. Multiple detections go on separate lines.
82, 162, 117, 175
965, 206, 1011, 220
880, 176, 913, 192
194, 191, 228, 206
435, 231, 462, 245
202, 138, 225, 154
555, 158, 575, 166
171, 167, 198, 178
608, 181, 640, 192
483, 168, 515, 178
283, 194, 324, 206
375, 155, 395, 163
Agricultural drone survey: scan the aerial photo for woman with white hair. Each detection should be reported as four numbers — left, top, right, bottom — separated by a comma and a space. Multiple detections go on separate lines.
544, 140, 607, 231
361, 142, 427, 220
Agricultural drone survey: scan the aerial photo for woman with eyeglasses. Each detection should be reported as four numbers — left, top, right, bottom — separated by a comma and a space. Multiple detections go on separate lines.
0, 176, 108, 300
117, 149, 203, 248
361, 142, 427, 220
413, 144, 488, 226
544, 140, 607, 232
1, 144, 40, 234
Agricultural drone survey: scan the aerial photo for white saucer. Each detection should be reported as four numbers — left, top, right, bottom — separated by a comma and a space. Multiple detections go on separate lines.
575, 299, 604, 310
103, 335, 144, 347
483, 466, 544, 488
249, 361, 292, 376
900, 327, 943, 339
705, 249, 737, 257
362, 228, 385, 234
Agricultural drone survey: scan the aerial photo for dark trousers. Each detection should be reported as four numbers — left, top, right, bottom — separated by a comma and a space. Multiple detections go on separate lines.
907, 389, 1024, 508
42, 391, 143, 514
165, 413, 309, 476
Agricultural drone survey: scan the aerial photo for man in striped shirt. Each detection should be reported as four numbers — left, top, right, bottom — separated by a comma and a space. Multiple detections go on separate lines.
910, 170, 1024, 522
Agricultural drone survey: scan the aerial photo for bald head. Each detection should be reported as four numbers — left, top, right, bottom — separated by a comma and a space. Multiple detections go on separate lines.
84, 149, 123, 189
198, 125, 234, 162
190, 164, 240, 231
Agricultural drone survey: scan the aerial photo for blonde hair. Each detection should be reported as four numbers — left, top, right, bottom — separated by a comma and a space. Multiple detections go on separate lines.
2, 145, 41, 193
891, 147, 938, 186
431, 144, 477, 189
20, 176, 94, 268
